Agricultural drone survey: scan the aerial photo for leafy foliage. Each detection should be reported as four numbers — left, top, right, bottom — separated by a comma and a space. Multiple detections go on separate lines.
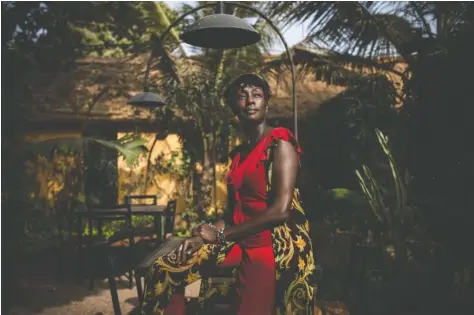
262, 2, 474, 311
24, 134, 148, 167
264, 1, 472, 102
355, 129, 412, 229
94, 134, 148, 167
2, 2, 181, 253
266, 2, 464, 58
266, 2, 473, 244
2, 1, 180, 57
141, 2, 276, 226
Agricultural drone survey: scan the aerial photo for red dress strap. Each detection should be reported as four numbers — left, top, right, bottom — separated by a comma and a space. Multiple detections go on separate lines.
263, 127, 302, 161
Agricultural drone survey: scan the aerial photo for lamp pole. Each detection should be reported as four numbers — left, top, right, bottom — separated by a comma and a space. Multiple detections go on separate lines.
140, 2, 298, 139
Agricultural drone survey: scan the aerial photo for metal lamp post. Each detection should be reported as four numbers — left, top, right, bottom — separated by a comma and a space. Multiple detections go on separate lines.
128, 1, 298, 139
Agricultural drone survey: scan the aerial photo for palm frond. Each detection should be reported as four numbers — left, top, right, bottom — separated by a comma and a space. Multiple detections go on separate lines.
150, 33, 181, 92
355, 168, 385, 223
153, 1, 187, 57
145, 2, 193, 94
355, 128, 411, 226
374, 129, 406, 218
266, 1, 419, 61
252, 18, 276, 57
264, 42, 406, 89
94, 134, 148, 167
406, 2, 435, 39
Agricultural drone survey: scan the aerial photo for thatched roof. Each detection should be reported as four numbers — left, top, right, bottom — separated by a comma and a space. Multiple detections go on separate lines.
30, 51, 344, 128
30, 54, 182, 124
266, 71, 345, 119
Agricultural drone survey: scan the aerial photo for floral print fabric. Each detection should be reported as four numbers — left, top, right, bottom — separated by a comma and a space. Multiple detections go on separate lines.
141, 128, 316, 315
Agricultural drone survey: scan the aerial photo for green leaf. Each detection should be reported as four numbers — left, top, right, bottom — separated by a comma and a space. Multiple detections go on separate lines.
93, 138, 148, 167
329, 187, 366, 204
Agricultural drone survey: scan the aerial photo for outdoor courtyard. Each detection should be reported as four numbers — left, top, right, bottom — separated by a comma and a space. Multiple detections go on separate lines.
3, 1, 473, 315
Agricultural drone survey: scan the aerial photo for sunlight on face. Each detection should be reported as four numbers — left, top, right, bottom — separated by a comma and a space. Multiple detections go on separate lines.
233, 84, 268, 123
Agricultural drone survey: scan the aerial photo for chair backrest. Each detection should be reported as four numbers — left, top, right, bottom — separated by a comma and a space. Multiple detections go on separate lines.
86, 203, 128, 213
164, 200, 177, 235
124, 195, 157, 206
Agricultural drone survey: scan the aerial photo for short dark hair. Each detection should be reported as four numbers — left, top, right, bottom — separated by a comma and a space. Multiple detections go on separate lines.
224, 73, 272, 105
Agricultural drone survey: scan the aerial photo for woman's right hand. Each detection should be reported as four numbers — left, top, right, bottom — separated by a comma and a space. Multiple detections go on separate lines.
177, 236, 204, 265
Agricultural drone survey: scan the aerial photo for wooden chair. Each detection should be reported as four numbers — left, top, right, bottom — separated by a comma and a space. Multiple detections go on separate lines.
164, 199, 177, 238
85, 204, 130, 238
82, 204, 130, 290
55, 204, 114, 283
118, 195, 153, 287
90, 228, 146, 315
133, 199, 177, 303
98, 199, 176, 315
124, 195, 158, 205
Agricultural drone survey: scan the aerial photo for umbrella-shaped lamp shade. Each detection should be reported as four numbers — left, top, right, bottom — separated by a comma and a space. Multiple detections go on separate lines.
127, 91, 166, 109
181, 14, 261, 49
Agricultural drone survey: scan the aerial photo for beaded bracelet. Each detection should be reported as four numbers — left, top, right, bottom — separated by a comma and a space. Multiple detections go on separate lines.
208, 223, 227, 246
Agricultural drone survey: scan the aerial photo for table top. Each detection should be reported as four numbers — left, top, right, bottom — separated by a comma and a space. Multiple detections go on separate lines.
74, 204, 167, 216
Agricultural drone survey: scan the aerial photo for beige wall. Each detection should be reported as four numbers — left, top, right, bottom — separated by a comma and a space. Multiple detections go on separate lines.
24, 131, 232, 214
117, 132, 231, 214
23, 132, 83, 211
117, 132, 183, 209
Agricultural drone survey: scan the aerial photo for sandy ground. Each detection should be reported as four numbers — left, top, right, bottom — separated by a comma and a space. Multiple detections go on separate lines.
8, 245, 349, 315
10, 277, 141, 315
9, 278, 349, 315
7, 246, 471, 315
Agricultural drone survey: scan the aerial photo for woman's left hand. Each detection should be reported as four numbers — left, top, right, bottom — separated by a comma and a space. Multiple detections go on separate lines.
195, 224, 218, 244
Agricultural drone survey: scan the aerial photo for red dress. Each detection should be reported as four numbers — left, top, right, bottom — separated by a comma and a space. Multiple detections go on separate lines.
148, 127, 309, 315
226, 127, 301, 248
214, 127, 301, 314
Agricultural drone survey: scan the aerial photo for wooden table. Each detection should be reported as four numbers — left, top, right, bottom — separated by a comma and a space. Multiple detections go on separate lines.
74, 204, 168, 289
74, 204, 167, 241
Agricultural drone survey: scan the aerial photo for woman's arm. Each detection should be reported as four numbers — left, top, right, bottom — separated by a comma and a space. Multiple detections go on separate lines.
214, 219, 226, 230
198, 139, 298, 243
223, 140, 298, 241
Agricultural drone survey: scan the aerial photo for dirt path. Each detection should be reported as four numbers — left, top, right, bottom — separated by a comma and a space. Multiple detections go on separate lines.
8, 247, 345, 315
9, 279, 348, 315
10, 278, 140, 315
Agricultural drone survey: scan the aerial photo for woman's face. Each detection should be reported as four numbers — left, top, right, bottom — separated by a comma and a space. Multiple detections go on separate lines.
233, 84, 268, 123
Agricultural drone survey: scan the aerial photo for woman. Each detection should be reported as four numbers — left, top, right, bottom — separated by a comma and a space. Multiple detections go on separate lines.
142, 73, 316, 315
